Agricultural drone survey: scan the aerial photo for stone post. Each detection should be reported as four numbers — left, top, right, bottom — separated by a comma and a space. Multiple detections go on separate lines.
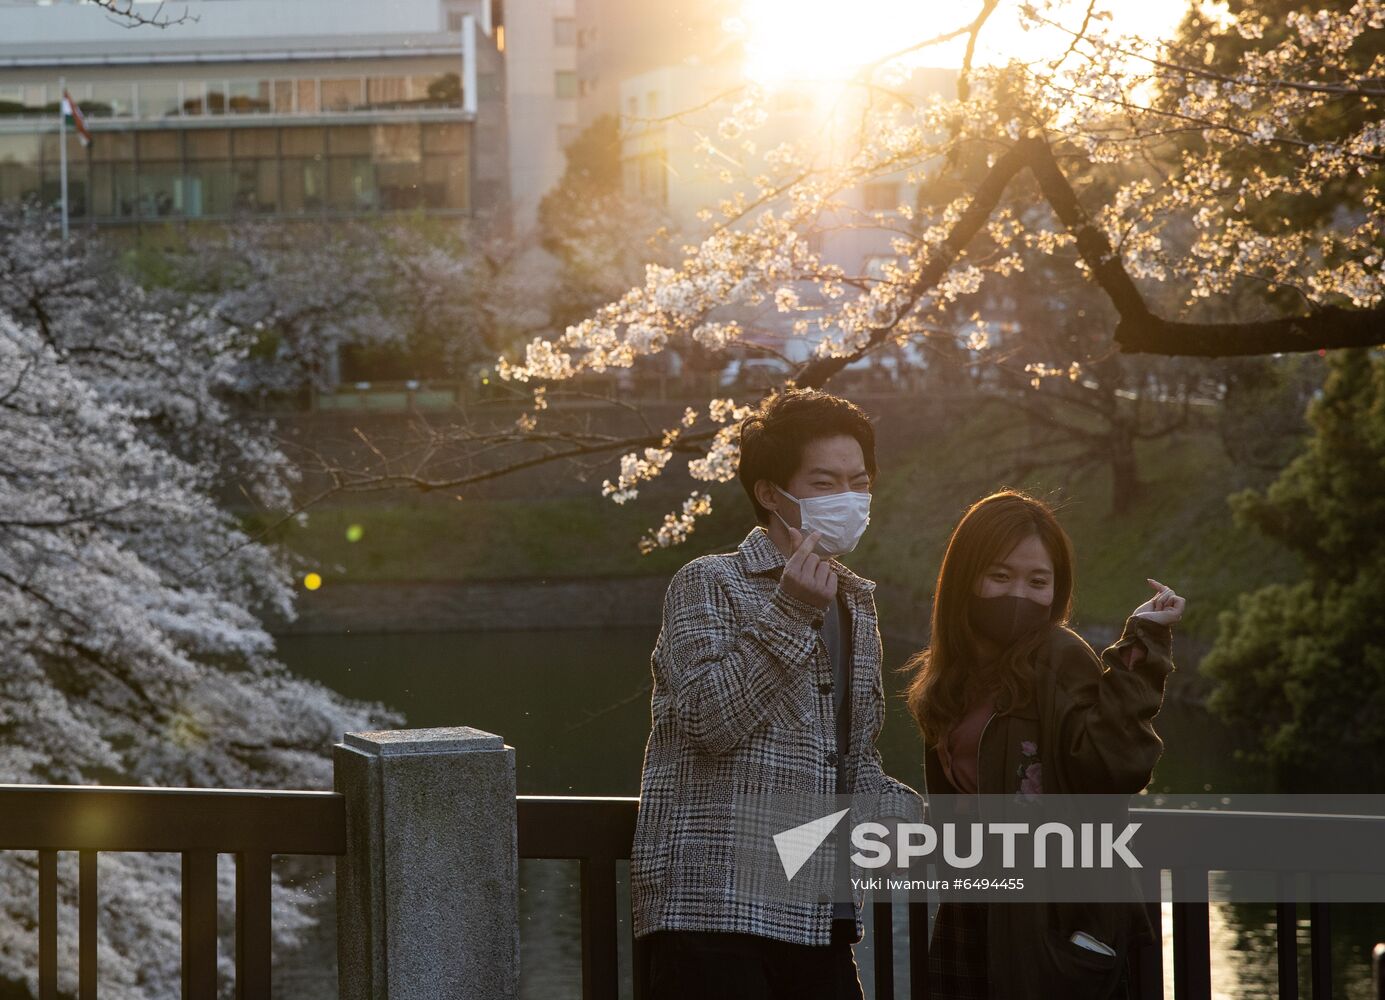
335, 726, 518, 1000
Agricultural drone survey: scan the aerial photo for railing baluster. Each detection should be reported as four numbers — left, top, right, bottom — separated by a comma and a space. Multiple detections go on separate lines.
234, 852, 272, 1000
181, 850, 218, 1000
80, 850, 98, 1000
1276, 872, 1299, 1000
1133, 864, 1164, 1000
39, 848, 57, 1000
907, 900, 929, 1000
580, 854, 619, 1000
1308, 892, 1332, 1000
872, 898, 894, 1000
1171, 867, 1211, 1000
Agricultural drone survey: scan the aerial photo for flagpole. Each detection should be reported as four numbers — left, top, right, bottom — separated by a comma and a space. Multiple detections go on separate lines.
58, 75, 69, 242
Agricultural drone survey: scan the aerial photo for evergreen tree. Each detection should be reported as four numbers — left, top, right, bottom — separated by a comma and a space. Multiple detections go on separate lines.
1201, 348, 1385, 789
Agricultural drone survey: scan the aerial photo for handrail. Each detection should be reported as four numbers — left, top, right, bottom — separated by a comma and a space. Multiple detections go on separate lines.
0, 783, 344, 999
0, 783, 345, 854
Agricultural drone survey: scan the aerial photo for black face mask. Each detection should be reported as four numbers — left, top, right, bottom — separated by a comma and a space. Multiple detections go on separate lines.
968, 594, 1051, 648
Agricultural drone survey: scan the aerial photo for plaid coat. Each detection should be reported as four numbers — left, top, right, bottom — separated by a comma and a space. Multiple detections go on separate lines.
631, 525, 925, 947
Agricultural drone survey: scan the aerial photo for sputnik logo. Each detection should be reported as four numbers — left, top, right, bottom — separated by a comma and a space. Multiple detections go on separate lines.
772, 808, 851, 880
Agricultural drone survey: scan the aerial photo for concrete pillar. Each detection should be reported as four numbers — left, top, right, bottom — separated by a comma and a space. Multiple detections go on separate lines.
335, 726, 518, 1000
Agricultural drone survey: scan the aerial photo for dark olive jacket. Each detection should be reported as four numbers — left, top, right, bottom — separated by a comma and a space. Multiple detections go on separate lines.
922, 614, 1175, 999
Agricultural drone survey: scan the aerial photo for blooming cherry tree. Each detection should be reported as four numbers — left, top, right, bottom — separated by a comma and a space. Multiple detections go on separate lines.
0, 205, 400, 998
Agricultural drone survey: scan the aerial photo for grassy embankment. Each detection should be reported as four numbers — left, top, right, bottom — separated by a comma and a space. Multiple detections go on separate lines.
250, 407, 1300, 649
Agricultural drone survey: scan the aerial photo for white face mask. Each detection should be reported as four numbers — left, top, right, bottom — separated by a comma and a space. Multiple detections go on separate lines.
774, 485, 872, 557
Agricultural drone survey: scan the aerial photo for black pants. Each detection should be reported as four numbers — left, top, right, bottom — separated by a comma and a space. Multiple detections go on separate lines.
644, 919, 865, 1000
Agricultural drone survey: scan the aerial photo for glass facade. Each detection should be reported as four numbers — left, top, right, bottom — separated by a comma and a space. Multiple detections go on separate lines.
0, 121, 470, 222
0, 72, 462, 120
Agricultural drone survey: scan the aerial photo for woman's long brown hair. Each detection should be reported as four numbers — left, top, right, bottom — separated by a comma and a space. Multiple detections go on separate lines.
901, 490, 1075, 749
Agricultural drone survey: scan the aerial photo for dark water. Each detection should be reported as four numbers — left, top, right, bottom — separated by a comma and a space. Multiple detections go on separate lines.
274, 626, 1385, 999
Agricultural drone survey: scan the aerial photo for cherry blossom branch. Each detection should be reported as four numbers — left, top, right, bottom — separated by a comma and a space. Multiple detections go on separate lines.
1028, 9, 1385, 98
1026, 137, 1385, 356
794, 139, 1035, 388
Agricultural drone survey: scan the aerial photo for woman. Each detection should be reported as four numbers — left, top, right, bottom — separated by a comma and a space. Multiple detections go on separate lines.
901, 489, 1184, 1000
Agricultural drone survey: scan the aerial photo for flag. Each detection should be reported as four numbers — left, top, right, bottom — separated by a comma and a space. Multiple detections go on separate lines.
61, 90, 91, 147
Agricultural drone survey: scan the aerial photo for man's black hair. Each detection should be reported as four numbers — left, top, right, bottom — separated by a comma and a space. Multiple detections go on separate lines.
736, 388, 877, 525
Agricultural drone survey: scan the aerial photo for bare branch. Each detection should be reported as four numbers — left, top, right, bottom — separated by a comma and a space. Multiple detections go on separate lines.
90, 0, 197, 28
1048, 0, 1101, 75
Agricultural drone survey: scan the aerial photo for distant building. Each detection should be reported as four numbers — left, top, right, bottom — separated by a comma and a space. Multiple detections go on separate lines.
618, 58, 956, 365
573, 0, 734, 127
502, 0, 578, 231
619, 62, 955, 264
0, 0, 578, 232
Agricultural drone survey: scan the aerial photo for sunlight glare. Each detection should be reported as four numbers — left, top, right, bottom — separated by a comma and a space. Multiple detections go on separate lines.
737, 0, 1189, 86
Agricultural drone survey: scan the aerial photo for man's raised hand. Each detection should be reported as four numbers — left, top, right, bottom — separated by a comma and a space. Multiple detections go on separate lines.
781, 527, 838, 610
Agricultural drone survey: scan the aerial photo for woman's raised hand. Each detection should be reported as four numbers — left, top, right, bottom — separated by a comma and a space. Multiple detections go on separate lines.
1132, 578, 1185, 626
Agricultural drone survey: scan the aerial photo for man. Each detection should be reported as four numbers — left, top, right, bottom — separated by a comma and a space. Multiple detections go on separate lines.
632, 388, 925, 999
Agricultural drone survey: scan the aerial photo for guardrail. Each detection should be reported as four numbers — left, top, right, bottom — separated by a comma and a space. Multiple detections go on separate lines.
0, 783, 344, 1000
7, 781, 1385, 998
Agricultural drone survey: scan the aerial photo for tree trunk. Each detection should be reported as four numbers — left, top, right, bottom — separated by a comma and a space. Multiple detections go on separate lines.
1110, 421, 1140, 515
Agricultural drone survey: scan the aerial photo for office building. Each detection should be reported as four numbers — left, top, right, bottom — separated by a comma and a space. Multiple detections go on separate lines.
0, 0, 576, 231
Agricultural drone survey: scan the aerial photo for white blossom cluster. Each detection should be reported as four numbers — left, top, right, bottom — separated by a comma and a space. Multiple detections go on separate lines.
601, 447, 674, 503
637, 492, 715, 554
0, 207, 400, 999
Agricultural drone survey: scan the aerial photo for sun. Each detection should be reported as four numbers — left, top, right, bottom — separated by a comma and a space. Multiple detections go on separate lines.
735, 0, 1188, 87
737, 0, 940, 85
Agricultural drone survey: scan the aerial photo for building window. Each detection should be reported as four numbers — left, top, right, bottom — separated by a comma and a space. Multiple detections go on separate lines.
554, 71, 578, 100
227, 79, 271, 114
233, 159, 279, 214
88, 82, 134, 118
645, 90, 658, 116
863, 181, 900, 212
272, 79, 295, 114
0, 85, 47, 117
0, 134, 42, 205
553, 17, 576, 46
0, 118, 469, 223
328, 156, 377, 211
321, 79, 364, 113
3, 71, 466, 122
283, 158, 325, 214
138, 81, 180, 119
627, 149, 667, 206
289, 79, 316, 114
447, 10, 465, 31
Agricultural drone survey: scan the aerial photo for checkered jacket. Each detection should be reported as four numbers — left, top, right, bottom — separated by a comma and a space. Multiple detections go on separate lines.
631, 525, 925, 947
